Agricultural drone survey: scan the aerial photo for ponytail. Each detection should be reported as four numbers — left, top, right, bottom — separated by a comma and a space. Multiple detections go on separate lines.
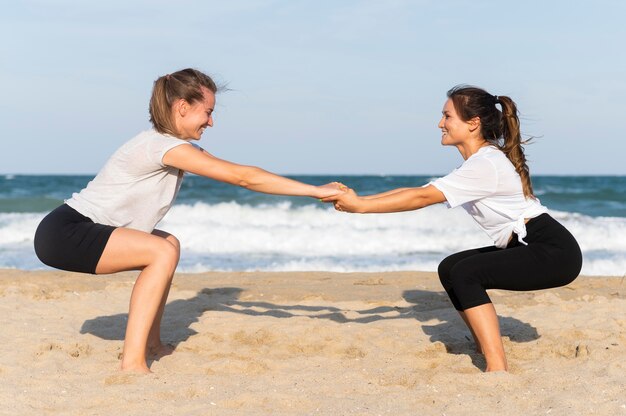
497, 96, 534, 198
149, 77, 177, 136
447, 85, 535, 199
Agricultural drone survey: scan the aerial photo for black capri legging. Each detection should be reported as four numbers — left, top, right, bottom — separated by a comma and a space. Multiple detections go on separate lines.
34, 204, 116, 274
438, 213, 582, 311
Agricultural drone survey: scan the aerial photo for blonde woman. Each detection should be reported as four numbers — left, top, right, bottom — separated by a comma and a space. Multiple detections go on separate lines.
35, 68, 344, 373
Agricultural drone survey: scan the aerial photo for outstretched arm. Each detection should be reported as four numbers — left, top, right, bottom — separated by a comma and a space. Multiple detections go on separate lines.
322, 185, 446, 213
361, 187, 412, 200
162, 144, 344, 199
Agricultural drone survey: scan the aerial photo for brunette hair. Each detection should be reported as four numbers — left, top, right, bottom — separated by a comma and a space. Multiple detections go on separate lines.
447, 85, 534, 198
149, 68, 220, 137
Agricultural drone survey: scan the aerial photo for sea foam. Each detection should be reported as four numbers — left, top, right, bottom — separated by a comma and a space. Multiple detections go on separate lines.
1, 203, 624, 276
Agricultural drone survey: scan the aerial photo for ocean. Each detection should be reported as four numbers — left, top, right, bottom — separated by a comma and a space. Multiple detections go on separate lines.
1, 174, 624, 276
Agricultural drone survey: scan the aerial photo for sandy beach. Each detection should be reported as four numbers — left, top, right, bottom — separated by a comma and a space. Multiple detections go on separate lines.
0, 269, 624, 415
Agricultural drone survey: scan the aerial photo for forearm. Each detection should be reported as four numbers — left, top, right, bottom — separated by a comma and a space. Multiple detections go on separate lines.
362, 187, 412, 200
238, 166, 321, 197
355, 188, 431, 213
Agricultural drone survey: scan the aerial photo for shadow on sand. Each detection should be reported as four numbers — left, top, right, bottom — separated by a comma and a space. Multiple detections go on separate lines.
81, 286, 538, 370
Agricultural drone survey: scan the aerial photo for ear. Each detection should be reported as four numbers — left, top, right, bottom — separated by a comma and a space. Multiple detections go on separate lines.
175, 99, 189, 116
467, 116, 481, 133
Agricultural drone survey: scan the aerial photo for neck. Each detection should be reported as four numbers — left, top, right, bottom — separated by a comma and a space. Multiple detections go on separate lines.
457, 139, 490, 160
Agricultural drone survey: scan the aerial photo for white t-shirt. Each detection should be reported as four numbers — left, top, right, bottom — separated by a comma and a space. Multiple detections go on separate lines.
66, 129, 191, 232
431, 146, 548, 248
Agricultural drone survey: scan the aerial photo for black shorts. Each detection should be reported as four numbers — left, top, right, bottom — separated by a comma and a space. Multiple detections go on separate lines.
34, 204, 116, 274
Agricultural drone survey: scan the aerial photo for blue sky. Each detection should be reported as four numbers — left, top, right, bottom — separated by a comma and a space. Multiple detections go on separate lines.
1, 0, 625, 175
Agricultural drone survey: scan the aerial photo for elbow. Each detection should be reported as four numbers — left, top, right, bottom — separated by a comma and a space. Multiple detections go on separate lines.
237, 179, 251, 189
235, 166, 261, 189
237, 178, 252, 189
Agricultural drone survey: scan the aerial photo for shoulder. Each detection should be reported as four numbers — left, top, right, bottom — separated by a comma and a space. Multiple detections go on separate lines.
433, 147, 500, 198
455, 147, 499, 177
133, 130, 191, 156
469, 146, 502, 162
479, 146, 512, 166
137, 129, 187, 145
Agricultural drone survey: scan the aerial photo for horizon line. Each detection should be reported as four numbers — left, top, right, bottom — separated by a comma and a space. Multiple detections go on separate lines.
2, 172, 625, 177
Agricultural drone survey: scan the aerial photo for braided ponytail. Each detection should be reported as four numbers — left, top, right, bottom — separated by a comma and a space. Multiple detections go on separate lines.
497, 96, 534, 198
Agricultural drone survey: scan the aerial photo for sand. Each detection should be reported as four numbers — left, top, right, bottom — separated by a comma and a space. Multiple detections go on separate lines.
0, 269, 624, 416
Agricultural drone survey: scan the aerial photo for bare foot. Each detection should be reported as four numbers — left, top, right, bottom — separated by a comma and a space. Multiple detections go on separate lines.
485, 357, 508, 372
147, 342, 176, 359
486, 366, 508, 372
120, 361, 152, 374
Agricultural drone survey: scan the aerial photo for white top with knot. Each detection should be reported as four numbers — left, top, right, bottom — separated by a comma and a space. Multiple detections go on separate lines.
431, 145, 548, 248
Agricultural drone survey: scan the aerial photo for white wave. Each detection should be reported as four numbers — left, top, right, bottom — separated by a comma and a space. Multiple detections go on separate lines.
159, 201, 491, 256
550, 210, 626, 252
0, 213, 44, 245
1, 204, 624, 276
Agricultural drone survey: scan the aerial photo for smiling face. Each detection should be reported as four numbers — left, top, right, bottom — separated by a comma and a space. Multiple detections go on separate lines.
437, 98, 473, 147
175, 86, 215, 140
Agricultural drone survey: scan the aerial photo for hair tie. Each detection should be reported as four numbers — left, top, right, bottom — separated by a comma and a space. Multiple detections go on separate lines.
493, 95, 499, 103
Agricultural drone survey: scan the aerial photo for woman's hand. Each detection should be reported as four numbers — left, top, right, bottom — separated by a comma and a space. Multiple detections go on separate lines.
314, 182, 349, 199
321, 187, 363, 213
324, 185, 446, 214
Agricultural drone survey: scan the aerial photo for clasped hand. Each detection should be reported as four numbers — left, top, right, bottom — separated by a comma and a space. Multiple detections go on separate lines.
319, 182, 360, 213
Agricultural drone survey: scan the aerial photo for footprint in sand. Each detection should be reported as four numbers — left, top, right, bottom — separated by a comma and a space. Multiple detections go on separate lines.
35, 341, 93, 358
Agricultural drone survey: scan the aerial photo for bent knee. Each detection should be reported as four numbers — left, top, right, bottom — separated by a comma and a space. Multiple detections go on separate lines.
438, 259, 454, 286
161, 241, 180, 266
152, 230, 181, 253
166, 234, 181, 255
149, 239, 180, 272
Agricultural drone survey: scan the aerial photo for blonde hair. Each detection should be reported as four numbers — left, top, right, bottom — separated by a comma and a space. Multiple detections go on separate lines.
149, 68, 220, 137
447, 85, 535, 198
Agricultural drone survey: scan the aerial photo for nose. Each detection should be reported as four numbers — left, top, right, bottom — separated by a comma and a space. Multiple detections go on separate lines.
437, 116, 444, 129
207, 115, 213, 127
